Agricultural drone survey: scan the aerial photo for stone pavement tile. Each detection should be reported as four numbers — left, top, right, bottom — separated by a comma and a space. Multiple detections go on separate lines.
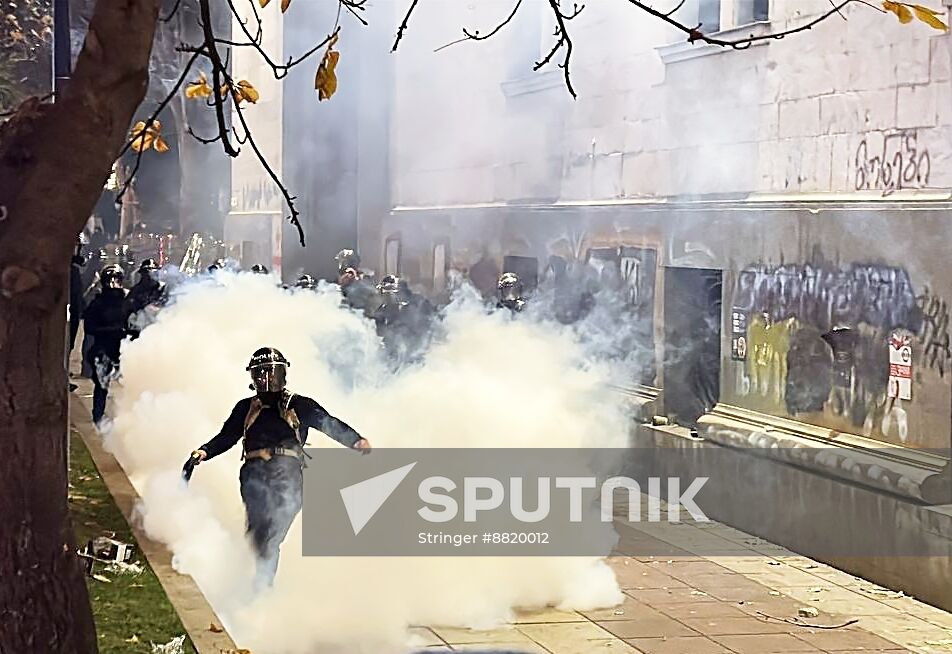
710, 556, 781, 574
626, 636, 732, 654
540, 638, 643, 654
793, 627, 906, 651
408, 627, 448, 647
511, 608, 587, 624
654, 560, 734, 580
655, 600, 750, 620
580, 594, 649, 622
452, 642, 549, 653
678, 615, 793, 636
517, 622, 617, 651
618, 569, 689, 591
694, 580, 781, 603
625, 587, 718, 605
711, 633, 822, 653
594, 616, 700, 639
734, 596, 819, 619
747, 567, 836, 588
432, 626, 534, 645
845, 618, 950, 652
800, 598, 902, 617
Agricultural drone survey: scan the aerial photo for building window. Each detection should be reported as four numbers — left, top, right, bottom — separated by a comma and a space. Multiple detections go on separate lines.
693, 0, 769, 34
384, 235, 401, 276
698, 0, 720, 33
737, 0, 769, 24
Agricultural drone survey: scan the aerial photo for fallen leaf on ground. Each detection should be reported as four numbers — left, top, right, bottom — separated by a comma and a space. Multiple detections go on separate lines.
209, 623, 224, 633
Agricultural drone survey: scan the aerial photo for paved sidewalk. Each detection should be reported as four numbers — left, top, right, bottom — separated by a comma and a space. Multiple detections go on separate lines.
70, 373, 952, 654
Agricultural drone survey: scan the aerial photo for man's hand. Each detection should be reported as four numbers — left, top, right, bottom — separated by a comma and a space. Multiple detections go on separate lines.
354, 438, 372, 455
339, 268, 359, 287
192, 449, 207, 463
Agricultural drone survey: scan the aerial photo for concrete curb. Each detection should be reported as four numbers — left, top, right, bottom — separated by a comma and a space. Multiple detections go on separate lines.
69, 386, 240, 654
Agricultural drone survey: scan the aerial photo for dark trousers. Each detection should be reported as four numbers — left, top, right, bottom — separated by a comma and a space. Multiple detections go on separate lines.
91, 352, 118, 423
239, 456, 304, 589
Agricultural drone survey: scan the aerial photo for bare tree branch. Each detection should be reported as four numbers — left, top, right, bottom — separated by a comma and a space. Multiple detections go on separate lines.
392, 0, 420, 52
534, 0, 581, 98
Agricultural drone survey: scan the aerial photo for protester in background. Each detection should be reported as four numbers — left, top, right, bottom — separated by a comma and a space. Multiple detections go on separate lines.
83, 265, 132, 425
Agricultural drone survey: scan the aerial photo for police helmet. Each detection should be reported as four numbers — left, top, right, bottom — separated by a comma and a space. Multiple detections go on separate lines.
497, 272, 523, 300
250, 264, 269, 275
100, 264, 125, 290
246, 347, 290, 393
295, 273, 317, 289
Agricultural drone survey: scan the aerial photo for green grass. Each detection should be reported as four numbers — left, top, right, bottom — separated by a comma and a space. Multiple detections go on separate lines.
69, 428, 198, 654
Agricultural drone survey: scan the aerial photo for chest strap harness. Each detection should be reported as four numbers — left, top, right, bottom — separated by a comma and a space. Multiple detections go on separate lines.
242, 391, 309, 466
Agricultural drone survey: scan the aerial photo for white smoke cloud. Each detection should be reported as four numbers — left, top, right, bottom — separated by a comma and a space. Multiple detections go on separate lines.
106, 272, 629, 654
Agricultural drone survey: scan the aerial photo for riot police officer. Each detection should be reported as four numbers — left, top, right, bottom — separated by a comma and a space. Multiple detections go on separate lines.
185, 347, 371, 589
83, 264, 132, 424
335, 249, 376, 314
128, 259, 167, 314
250, 264, 269, 275
294, 273, 317, 290
496, 272, 526, 313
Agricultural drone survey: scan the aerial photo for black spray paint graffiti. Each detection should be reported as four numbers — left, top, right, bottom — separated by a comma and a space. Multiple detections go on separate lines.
732, 258, 948, 436
854, 130, 931, 195
918, 287, 952, 378
733, 261, 921, 335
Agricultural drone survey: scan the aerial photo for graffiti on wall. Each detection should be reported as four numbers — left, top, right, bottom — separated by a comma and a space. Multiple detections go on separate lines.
917, 286, 952, 378
854, 130, 931, 195
732, 254, 949, 443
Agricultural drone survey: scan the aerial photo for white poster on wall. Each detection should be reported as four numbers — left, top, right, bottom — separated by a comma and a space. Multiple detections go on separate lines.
888, 332, 913, 401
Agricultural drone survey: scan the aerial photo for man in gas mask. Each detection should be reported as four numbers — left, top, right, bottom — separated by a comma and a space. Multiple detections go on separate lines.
128, 259, 167, 314
335, 249, 377, 315
184, 347, 371, 589
83, 264, 133, 425
496, 272, 526, 313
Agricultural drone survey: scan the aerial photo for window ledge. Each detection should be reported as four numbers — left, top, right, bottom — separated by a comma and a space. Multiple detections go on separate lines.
656, 20, 772, 65
501, 69, 565, 98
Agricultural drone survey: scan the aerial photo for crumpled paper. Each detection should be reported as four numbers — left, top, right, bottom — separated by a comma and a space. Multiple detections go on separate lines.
151, 635, 186, 654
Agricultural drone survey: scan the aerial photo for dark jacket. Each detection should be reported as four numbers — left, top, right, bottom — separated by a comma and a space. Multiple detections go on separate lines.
83, 288, 132, 360
128, 279, 167, 315
199, 392, 363, 460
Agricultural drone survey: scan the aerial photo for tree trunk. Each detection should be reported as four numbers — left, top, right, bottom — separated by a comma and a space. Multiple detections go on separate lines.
0, 0, 161, 651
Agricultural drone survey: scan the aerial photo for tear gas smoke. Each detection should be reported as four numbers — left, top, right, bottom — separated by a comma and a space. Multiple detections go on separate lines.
106, 272, 631, 654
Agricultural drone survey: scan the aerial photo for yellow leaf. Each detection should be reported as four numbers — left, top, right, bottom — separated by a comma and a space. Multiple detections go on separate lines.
315, 45, 340, 101
259, 0, 270, 6
236, 80, 260, 103
883, 0, 913, 21
281, 0, 291, 11
185, 71, 212, 99
209, 623, 224, 633
153, 136, 170, 153
913, 4, 949, 29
